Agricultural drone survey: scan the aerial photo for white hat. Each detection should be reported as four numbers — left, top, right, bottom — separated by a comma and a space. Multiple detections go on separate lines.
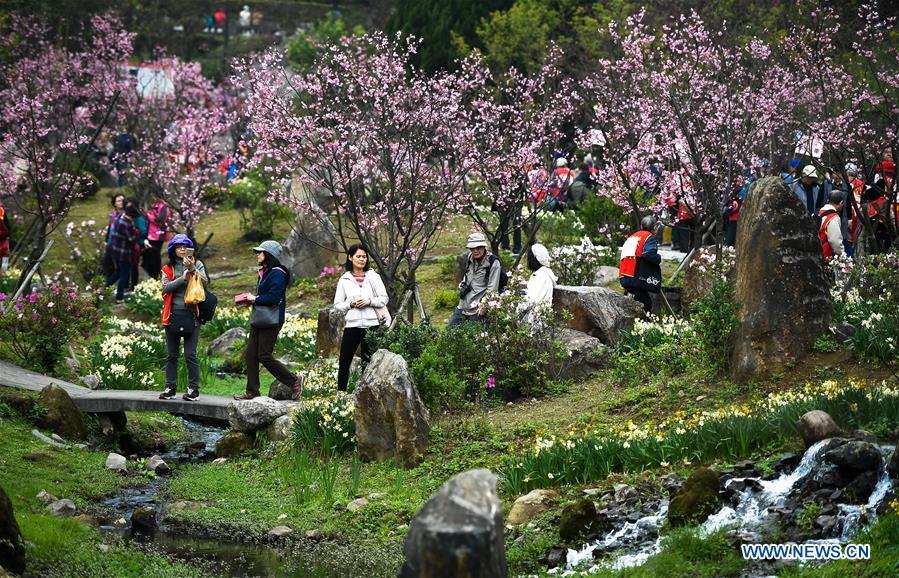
530, 243, 551, 268
845, 162, 858, 176
465, 232, 488, 249
556, 157, 568, 168
802, 165, 818, 178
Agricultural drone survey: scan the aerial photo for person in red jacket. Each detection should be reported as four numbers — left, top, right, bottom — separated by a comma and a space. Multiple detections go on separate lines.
619, 216, 662, 314
818, 191, 845, 263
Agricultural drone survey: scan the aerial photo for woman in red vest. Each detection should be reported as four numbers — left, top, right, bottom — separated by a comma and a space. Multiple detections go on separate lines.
619, 216, 662, 314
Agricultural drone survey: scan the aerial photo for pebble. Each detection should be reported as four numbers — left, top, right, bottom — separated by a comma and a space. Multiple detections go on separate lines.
347, 498, 369, 512
305, 529, 322, 540
267, 525, 293, 537
277, 513, 288, 520
212, 458, 228, 465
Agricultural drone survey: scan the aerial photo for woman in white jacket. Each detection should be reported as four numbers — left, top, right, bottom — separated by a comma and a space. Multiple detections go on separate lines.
525, 243, 557, 322
333, 244, 389, 391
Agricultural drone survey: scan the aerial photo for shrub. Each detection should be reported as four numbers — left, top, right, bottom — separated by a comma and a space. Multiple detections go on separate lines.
688, 271, 737, 373
410, 323, 485, 410
613, 316, 693, 386
0, 282, 103, 374
0, 267, 21, 295
125, 278, 163, 319
438, 255, 458, 279
61, 220, 108, 285
365, 320, 438, 366
317, 266, 342, 302
228, 168, 292, 241
433, 289, 458, 310
551, 238, 617, 286
537, 210, 586, 247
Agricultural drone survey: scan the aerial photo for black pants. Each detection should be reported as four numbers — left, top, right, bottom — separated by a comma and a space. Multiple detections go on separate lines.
624, 286, 653, 314
245, 325, 296, 396
143, 240, 164, 280
338, 327, 371, 391
725, 220, 737, 247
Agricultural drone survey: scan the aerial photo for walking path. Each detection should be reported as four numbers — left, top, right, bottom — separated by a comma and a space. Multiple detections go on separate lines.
0, 360, 233, 422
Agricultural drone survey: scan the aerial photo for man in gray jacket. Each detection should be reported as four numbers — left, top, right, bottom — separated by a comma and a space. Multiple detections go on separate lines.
448, 233, 502, 328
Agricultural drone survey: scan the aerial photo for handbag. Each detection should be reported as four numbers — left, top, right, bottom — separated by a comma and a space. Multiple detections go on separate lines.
250, 303, 280, 328
184, 273, 206, 305
364, 275, 391, 326
167, 308, 195, 335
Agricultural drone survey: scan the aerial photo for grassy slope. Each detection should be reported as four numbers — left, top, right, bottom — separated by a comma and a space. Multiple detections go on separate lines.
15, 193, 899, 576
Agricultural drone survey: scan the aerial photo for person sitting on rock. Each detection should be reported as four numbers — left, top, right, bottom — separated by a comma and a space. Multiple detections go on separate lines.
619, 216, 662, 315
448, 233, 502, 328
524, 243, 557, 322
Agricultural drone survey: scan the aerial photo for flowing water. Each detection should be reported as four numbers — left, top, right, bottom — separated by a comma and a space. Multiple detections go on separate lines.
552, 440, 896, 576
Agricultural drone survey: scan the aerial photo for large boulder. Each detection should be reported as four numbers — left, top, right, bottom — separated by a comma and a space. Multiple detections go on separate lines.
265, 415, 293, 443
507, 489, 557, 526
552, 286, 643, 345
228, 397, 287, 433
37, 384, 87, 441
593, 265, 620, 287
400, 469, 507, 578
316, 306, 346, 358
268, 378, 297, 401
215, 431, 257, 458
796, 410, 842, 448
668, 467, 721, 527
206, 327, 248, 357
354, 350, 430, 469
730, 176, 832, 381
558, 329, 608, 380
0, 486, 25, 575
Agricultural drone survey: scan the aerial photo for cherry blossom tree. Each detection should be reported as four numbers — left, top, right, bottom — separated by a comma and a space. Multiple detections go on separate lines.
238, 33, 481, 307
0, 15, 133, 284
462, 49, 580, 257
121, 55, 232, 239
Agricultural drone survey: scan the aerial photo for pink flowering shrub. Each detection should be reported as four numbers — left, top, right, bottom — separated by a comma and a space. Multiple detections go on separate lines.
0, 282, 103, 374
317, 266, 341, 302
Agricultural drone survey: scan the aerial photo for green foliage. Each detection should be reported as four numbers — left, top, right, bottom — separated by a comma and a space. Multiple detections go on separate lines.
388, 0, 515, 73
438, 254, 458, 279
365, 321, 439, 365
688, 273, 738, 373
812, 333, 841, 353
410, 324, 484, 411
476, 0, 560, 74
0, 282, 103, 374
536, 210, 586, 247
291, 392, 356, 455
433, 288, 459, 310
286, 14, 365, 72
200, 305, 250, 340
227, 168, 292, 241
577, 193, 632, 247
797, 501, 822, 533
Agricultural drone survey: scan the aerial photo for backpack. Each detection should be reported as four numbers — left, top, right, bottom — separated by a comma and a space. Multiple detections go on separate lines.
197, 290, 218, 324
467, 253, 508, 293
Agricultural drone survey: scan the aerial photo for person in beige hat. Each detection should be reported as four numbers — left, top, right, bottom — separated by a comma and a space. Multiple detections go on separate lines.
448, 232, 502, 328
791, 164, 832, 218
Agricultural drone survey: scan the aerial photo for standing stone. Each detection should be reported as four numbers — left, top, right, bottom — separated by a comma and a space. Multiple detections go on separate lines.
552, 286, 643, 345
37, 384, 87, 441
796, 410, 842, 448
400, 469, 507, 578
0, 486, 25, 575
730, 176, 832, 381
316, 307, 346, 358
354, 350, 430, 469
227, 397, 287, 433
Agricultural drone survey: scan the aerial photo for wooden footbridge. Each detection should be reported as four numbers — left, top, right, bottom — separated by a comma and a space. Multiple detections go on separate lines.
0, 360, 234, 422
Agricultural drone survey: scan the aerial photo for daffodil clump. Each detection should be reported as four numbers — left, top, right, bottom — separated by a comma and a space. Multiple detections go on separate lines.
502, 379, 899, 493
125, 278, 163, 317
290, 391, 355, 454
278, 314, 317, 361
87, 323, 166, 390
302, 361, 339, 398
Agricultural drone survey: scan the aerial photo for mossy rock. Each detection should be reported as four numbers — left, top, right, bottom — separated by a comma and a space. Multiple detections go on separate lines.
37, 384, 87, 441
0, 391, 35, 416
0, 485, 25, 575
559, 498, 601, 543
214, 431, 256, 458
668, 467, 721, 527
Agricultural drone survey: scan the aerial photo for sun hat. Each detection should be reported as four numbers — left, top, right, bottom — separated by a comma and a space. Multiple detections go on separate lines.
845, 163, 859, 176
166, 233, 194, 253
465, 232, 488, 249
556, 157, 568, 168
802, 165, 818, 179
530, 243, 551, 268
252, 240, 283, 261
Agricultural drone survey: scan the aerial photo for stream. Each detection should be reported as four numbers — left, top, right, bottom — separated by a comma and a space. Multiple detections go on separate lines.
95, 417, 299, 577
552, 440, 896, 576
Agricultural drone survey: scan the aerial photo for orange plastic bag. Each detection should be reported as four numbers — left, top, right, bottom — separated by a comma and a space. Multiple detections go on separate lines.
184, 273, 206, 305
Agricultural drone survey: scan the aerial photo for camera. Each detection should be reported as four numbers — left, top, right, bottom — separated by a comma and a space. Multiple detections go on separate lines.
458, 281, 471, 299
